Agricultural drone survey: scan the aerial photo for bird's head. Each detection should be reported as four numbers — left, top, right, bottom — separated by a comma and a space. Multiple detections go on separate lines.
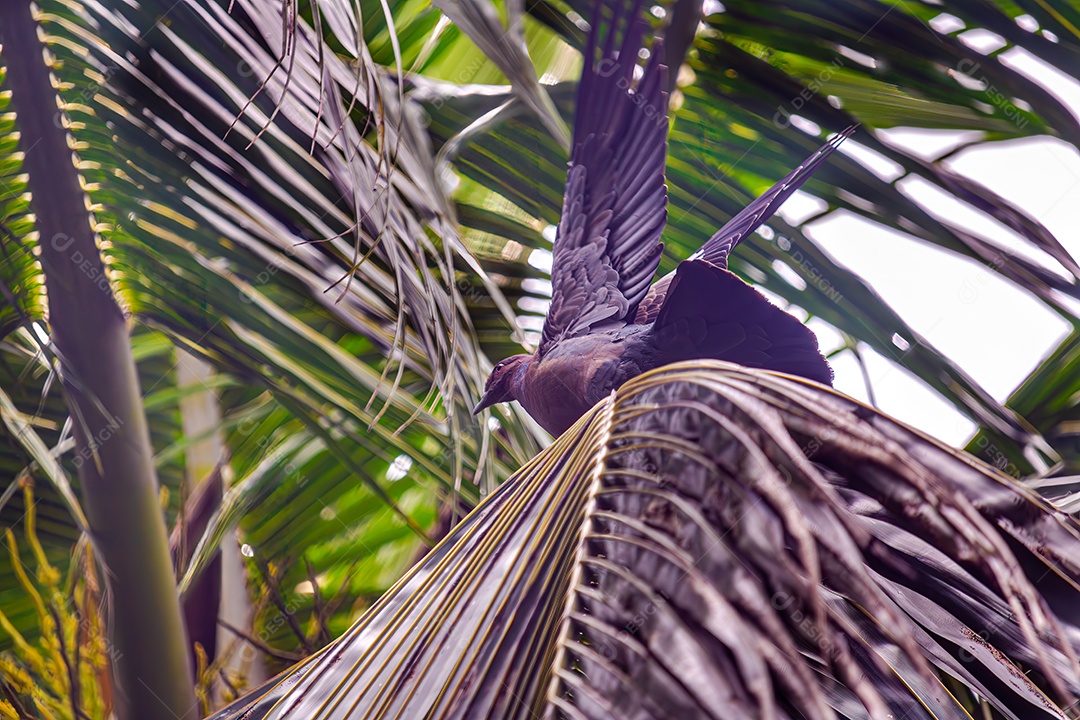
473, 354, 531, 415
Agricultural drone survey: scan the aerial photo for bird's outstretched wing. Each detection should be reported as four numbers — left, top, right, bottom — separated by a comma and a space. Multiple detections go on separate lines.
693, 125, 856, 268
539, 0, 668, 355
634, 127, 856, 324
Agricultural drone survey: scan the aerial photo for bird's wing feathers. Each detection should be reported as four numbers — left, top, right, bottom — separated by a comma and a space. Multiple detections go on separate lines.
633, 126, 856, 325
693, 125, 857, 268
631, 273, 672, 325
539, 0, 668, 354
651, 259, 833, 385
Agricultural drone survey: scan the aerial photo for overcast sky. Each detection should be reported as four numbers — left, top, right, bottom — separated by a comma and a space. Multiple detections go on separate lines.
790, 34, 1080, 446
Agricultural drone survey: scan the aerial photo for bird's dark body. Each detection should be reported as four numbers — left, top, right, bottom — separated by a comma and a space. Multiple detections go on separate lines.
516, 325, 654, 435
473, 0, 851, 436
506, 262, 834, 436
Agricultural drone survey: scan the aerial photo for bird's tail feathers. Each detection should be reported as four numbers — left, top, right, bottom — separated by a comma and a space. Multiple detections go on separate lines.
651, 259, 833, 386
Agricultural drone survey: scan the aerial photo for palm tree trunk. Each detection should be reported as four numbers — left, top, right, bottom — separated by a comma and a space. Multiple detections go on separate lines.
0, 2, 197, 717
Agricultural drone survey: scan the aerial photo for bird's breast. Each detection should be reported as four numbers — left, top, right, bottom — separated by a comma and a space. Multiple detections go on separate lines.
519, 333, 648, 436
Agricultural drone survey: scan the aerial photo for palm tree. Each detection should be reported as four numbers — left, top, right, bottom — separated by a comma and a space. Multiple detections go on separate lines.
0, 0, 196, 715
1, 0, 1079, 718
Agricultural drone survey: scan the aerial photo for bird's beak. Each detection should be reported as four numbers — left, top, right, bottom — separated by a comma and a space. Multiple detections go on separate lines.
472, 394, 495, 415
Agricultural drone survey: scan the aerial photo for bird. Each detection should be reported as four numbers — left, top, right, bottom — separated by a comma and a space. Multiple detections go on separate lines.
473, 0, 853, 437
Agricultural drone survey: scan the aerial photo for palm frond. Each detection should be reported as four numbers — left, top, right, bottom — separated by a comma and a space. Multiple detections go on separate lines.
431, 0, 571, 148
0, 0, 546, 643
969, 329, 1080, 478
208, 363, 1080, 719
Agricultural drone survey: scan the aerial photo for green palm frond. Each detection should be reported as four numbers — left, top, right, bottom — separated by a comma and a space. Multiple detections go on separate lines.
0, 0, 540, 647
967, 328, 1080, 476
35, 0, 545, 488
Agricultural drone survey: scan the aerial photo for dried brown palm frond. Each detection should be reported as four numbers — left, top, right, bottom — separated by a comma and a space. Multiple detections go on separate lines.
208, 361, 1080, 720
